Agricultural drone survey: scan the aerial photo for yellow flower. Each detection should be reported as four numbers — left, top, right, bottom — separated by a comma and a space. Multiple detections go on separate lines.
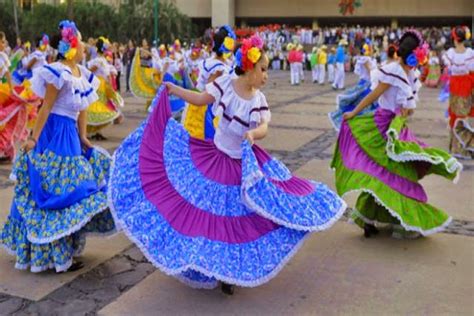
223, 37, 234, 51
247, 47, 261, 64
65, 48, 77, 60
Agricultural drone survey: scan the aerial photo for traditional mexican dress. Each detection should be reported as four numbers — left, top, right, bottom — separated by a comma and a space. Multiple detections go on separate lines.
109, 75, 346, 289
181, 57, 231, 140
0, 52, 39, 161
129, 48, 162, 99
331, 62, 462, 237
329, 55, 378, 131
443, 48, 473, 159
86, 56, 124, 134
0, 62, 116, 272
425, 56, 441, 88
12, 50, 47, 84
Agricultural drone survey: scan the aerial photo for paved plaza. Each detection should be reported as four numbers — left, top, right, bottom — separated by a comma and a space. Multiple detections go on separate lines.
0, 71, 473, 315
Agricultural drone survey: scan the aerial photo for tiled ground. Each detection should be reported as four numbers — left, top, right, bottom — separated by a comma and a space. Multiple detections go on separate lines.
0, 70, 472, 315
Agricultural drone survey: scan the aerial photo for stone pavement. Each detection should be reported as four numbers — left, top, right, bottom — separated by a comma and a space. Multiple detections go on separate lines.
0, 71, 472, 316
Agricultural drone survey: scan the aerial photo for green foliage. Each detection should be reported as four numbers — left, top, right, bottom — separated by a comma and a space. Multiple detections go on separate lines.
0, 0, 197, 45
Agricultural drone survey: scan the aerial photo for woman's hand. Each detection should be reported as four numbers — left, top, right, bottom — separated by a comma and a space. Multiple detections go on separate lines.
80, 136, 93, 149
22, 137, 37, 152
400, 108, 414, 117
343, 111, 356, 121
244, 131, 255, 145
164, 81, 177, 95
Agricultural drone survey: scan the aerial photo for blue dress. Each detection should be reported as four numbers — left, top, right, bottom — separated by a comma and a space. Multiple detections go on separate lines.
0, 62, 115, 272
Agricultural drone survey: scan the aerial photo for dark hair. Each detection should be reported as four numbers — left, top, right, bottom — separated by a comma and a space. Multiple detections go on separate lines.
35, 36, 42, 49
49, 34, 64, 60
452, 26, 466, 43
387, 45, 397, 59
212, 26, 231, 57
397, 32, 420, 65
234, 44, 267, 76
96, 38, 107, 54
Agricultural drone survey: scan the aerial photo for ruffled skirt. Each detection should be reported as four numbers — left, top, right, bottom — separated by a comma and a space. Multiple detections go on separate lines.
448, 74, 473, 159
331, 108, 462, 236
328, 79, 378, 131
0, 83, 39, 160
87, 77, 123, 134
0, 113, 115, 272
109, 89, 346, 288
425, 64, 441, 88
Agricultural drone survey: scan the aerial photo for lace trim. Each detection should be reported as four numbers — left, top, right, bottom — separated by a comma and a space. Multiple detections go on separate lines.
386, 127, 463, 183
341, 188, 452, 236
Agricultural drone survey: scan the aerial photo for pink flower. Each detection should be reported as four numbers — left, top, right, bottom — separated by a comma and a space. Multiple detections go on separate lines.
250, 35, 264, 49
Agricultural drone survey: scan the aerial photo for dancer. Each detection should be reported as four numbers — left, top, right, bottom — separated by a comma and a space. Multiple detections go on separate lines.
181, 25, 236, 140
109, 34, 346, 295
331, 30, 462, 239
425, 51, 441, 88
318, 45, 327, 85
0, 32, 40, 163
332, 39, 347, 90
329, 40, 378, 131
327, 47, 336, 83
443, 26, 473, 159
310, 47, 319, 83
86, 36, 124, 140
0, 21, 115, 272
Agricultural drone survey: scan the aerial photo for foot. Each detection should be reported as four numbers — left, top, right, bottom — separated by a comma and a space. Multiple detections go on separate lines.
57, 260, 84, 273
92, 133, 108, 141
363, 223, 379, 238
221, 283, 235, 295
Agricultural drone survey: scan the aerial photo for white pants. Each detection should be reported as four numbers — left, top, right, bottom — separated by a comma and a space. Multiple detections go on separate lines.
327, 64, 335, 83
332, 63, 345, 89
297, 62, 304, 81
312, 65, 319, 82
290, 63, 300, 85
272, 59, 281, 70
318, 64, 326, 84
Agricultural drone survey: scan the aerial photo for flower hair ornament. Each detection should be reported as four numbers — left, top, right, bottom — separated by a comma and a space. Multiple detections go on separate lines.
401, 29, 429, 67
98, 36, 111, 54
158, 44, 167, 58
39, 34, 49, 51
235, 34, 264, 72
451, 26, 471, 42
218, 25, 237, 56
58, 20, 79, 60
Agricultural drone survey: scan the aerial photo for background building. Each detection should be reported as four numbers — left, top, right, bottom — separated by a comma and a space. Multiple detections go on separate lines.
172, 0, 472, 28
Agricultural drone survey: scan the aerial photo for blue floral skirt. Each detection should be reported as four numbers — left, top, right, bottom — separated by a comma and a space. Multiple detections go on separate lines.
0, 113, 115, 272
328, 79, 379, 131
109, 89, 346, 289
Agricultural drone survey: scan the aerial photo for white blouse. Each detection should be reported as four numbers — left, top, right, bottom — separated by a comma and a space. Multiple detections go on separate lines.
443, 48, 472, 76
354, 56, 376, 82
196, 57, 230, 92
28, 50, 47, 73
0, 52, 10, 78
371, 62, 421, 111
87, 56, 116, 78
31, 62, 100, 120
206, 75, 271, 159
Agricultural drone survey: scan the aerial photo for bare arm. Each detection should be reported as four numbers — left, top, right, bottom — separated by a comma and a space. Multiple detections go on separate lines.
5, 71, 13, 91
25, 57, 37, 70
344, 82, 389, 120
245, 122, 269, 144
24, 84, 59, 151
165, 82, 215, 105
